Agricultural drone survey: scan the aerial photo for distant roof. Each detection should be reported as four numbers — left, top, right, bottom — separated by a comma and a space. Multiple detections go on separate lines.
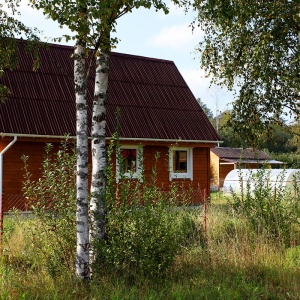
0, 41, 220, 142
211, 147, 283, 164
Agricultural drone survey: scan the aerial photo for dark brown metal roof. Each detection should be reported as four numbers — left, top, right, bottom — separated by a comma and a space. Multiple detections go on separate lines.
0, 41, 220, 142
211, 147, 272, 161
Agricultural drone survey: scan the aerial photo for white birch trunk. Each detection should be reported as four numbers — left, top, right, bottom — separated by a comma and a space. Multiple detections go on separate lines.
90, 50, 110, 261
74, 40, 90, 279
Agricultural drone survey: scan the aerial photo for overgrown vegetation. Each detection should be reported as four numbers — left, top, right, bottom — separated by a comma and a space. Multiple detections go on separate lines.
230, 168, 300, 247
93, 139, 194, 279
21, 140, 77, 276
0, 141, 299, 299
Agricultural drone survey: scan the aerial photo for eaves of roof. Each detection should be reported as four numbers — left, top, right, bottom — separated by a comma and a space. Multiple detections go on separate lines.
220, 158, 283, 164
0, 132, 220, 144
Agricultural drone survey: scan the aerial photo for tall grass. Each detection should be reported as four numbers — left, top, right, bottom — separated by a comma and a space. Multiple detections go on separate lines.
230, 168, 300, 247
1, 200, 299, 299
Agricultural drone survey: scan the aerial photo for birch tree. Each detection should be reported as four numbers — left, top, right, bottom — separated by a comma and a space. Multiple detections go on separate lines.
74, 38, 90, 279
30, 0, 169, 279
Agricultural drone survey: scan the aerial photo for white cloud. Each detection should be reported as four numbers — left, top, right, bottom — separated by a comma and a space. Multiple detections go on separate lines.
147, 23, 203, 51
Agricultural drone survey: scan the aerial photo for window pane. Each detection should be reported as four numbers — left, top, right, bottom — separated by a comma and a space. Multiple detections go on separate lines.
121, 149, 137, 173
173, 150, 187, 173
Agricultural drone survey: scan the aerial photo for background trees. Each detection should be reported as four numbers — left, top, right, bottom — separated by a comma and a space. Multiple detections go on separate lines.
0, 0, 40, 101
197, 98, 214, 121
287, 122, 300, 152
199, 103, 297, 153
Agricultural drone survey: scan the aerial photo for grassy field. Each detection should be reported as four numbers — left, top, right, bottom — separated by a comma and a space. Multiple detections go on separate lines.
1, 195, 299, 300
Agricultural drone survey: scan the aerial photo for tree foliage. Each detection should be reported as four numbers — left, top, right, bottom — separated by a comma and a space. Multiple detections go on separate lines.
215, 110, 245, 147
285, 122, 300, 153
197, 97, 214, 119
193, 0, 300, 142
0, 0, 40, 101
215, 109, 295, 153
258, 123, 296, 153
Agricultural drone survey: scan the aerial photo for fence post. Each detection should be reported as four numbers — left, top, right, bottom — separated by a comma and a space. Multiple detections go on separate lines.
203, 188, 207, 233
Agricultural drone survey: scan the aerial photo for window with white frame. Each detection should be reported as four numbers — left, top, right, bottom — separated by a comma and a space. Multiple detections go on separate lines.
169, 147, 193, 180
117, 145, 143, 179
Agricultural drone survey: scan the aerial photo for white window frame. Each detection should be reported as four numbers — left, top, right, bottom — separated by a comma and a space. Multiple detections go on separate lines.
169, 147, 193, 181
116, 145, 143, 180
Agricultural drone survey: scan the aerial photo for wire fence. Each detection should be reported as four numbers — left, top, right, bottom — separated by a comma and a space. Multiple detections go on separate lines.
0, 188, 209, 252
0, 193, 29, 252
1, 189, 207, 214
1, 193, 29, 213
2, 175, 298, 224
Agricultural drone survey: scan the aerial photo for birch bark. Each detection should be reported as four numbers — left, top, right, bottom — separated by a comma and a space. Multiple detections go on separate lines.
90, 49, 110, 260
74, 40, 90, 279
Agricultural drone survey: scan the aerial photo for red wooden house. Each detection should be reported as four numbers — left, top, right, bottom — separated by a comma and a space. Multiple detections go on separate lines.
0, 41, 220, 212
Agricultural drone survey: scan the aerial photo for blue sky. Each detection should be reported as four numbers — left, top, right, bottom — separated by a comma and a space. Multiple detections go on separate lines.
16, 0, 233, 114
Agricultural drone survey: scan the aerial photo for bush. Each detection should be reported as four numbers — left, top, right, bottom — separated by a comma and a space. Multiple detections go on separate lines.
22, 139, 76, 276
271, 152, 300, 169
93, 139, 196, 278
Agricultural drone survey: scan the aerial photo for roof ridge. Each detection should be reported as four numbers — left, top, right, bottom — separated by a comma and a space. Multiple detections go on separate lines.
16, 39, 174, 64
216, 147, 263, 151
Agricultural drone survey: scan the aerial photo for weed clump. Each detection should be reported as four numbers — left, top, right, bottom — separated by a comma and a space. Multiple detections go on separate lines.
21, 139, 77, 276
229, 168, 300, 247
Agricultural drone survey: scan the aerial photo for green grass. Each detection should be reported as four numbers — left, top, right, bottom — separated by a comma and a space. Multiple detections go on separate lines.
209, 191, 232, 206
1, 201, 299, 300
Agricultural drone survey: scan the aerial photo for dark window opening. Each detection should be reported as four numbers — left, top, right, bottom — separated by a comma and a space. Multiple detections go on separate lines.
173, 150, 187, 173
